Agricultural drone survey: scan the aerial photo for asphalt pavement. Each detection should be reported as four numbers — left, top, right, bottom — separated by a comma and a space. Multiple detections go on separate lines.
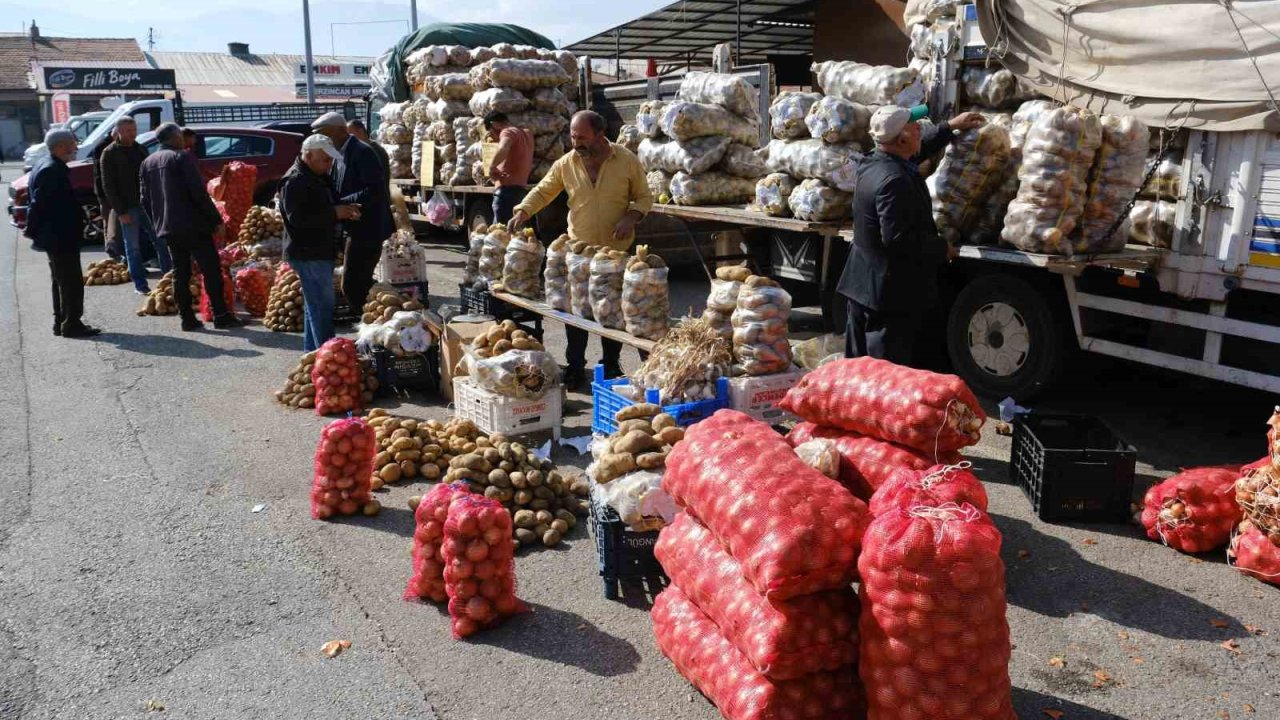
1, 182, 1277, 719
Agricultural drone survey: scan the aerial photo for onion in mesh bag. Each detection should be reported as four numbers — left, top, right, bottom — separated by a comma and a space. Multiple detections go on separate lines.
932, 123, 1013, 246
638, 136, 730, 175
470, 349, 560, 399
1001, 106, 1103, 255
544, 235, 571, 311
442, 495, 527, 639
471, 58, 570, 91
812, 60, 926, 106
647, 170, 673, 201
669, 171, 757, 206
404, 482, 472, 602
717, 143, 767, 179
675, 70, 760, 119
499, 230, 544, 298
1230, 522, 1280, 586
961, 65, 1039, 110
870, 462, 990, 516
788, 422, 963, 501
1128, 199, 1176, 248
507, 111, 567, 137
804, 96, 872, 145
429, 73, 474, 102
765, 138, 860, 192
754, 172, 799, 217
1078, 114, 1149, 254
635, 100, 667, 138
769, 91, 821, 139
622, 246, 670, 341
659, 101, 760, 147
427, 99, 469, 124
530, 86, 571, 115
616, 124, 642, 153
468, 87, 529, 116
310, 416, 375, 520
1141, 466, 1242, 553
731, 276, 793, 375
589, 248, 627, 329
478, 225, 510, 286
552, 49, 578, 76
971, 101, 1055, 244
789, 178, 852, 222
379, 123, 412, 144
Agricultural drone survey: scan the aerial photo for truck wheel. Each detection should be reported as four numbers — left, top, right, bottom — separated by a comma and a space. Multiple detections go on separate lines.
465, 198, 493, 233
81, 201, 104, 246
946, 273, 1065, 400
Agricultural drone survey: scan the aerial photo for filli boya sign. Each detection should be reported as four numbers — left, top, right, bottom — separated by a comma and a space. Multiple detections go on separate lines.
42, 67, 177, 92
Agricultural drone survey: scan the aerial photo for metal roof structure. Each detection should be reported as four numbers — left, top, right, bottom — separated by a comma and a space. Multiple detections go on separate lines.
146, 52, 373, 87
0, 34, 144, 90
565, 0, 815, 63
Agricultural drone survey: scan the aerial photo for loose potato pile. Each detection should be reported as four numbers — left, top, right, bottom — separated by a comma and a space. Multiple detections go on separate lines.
264, 266, 304, 332
84, 259, 130, 286
594, 404, 685, 482
237, 205, 284, 245
469, 319, 544, 359
362, 282, 426, 325
277, 351, 378, 409
136, 271, 201, 316
366, 410, 460, 487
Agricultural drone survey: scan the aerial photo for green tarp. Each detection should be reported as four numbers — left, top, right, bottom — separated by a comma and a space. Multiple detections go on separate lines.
384, 23, 556, 102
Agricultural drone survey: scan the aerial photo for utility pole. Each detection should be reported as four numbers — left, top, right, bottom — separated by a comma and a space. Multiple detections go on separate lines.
147, 27, 156, 52
302, 0, 316, 106
410, 0, 418, 31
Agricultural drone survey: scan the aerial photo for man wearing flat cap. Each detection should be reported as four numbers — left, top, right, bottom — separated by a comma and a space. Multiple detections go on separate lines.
837, 105, 985, 364
311, 111, 394, 314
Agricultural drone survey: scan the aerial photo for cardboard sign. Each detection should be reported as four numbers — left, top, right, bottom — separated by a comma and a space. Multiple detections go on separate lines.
419, 140, 436, 186
481, 141, 500, 172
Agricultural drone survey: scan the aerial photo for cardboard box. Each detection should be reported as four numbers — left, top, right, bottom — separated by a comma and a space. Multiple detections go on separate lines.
440, 319, 495, 401
728, 369, 806, 424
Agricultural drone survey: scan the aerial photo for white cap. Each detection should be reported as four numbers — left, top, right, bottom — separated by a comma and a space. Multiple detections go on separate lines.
301, 133, 343, 162
310, 111, 347, 129
869, 104, 929, 145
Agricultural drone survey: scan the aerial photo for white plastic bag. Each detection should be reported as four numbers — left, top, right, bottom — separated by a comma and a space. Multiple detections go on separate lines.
769, 92, 821, 140
501, 231, 545, 298
804, 96, 872, 145
659, 102, 760, 146
424, 192, 454, 227
1002, 106, 1103, 255
669, 171, 757, 206
788, 178, 853, 222
471, 349, 560, 399
794, 439, 840, 479
764, 138, 860, 192
676, 71, 759, 119
589, 249, 627, 329
731, 277, 793, 376
717, 143, 767, 179
595, 470, 677, 531
754, 173, 799, 217
638, 136, 730, 175
635, 100, 667, 138
812, 60, 926, 106
622, 248, 670, 341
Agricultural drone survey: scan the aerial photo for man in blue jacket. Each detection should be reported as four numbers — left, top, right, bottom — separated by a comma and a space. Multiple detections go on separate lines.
837, 105, 985, 364
311, 112, 393, 312
24, 129, 101, 338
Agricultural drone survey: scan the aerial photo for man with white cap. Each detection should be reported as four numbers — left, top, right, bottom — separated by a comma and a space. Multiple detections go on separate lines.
277, 133, 363, 351
836, 105, 985, 364
310, 111, 393, 313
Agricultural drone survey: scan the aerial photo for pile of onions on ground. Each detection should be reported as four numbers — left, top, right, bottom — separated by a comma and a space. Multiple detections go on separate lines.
310, 416, 380, 520
405, 482, 472, 603
442, 494, 528, 638
311, 337, 363, 416
1140, 465, 1242, 553
1230, 408, 1280, 584
234, 264, 272, 317
198, 267, 236, 322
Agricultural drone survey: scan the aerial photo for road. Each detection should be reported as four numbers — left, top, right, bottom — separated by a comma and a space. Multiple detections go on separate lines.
1, 175, 1277, 719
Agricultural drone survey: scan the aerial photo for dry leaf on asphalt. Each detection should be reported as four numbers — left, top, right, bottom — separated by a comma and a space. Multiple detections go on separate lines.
1048, 656, 1066, 668
1018, 549, 1032, 560
1092, 669, 1113, 688
322, 640, 349, 658
1132, 657, 1146, 664
1244, 704, 1256, 713
1244, 624, 1266, 636
144, 699, 165, 712
1082, 538, 1098, 545
1211, 618, 1230, 629
1042, 710, 1064, 719
1221, 639, 1242, 654
1117, 630, 1130, 640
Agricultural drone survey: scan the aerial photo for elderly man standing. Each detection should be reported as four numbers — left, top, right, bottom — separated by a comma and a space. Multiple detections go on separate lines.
24, 129, 100, 338
278, 134, 363, 352
508, 110, 652, 386
140, 122, 245, 331
311, 112, 393, 313
346, 119, 390, 185
837, 105, 985, 364
484, 111, 534, 224
102, 116, 171, 294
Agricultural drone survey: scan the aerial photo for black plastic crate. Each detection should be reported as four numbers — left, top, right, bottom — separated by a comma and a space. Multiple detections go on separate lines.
369, 346, 439, 393
589, 493, 666, 600
333, 297, 360, 324
458, 283, 536, 322
393, 280, 430, 305
1013, 413, 1137, 523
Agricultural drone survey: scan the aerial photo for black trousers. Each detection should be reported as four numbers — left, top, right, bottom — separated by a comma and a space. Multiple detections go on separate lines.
491, 186, 528, 224
342, 237, 382, 311
47, 250, 85, 331
166, 233, 228, 321
845, 299, 922, 366
566, 327, 622, 374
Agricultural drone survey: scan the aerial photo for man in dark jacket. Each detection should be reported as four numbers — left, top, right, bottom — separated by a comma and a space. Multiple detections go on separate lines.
278, 134, 362, 351
836, 105, 985, 364
140, 123, 245, 331
25, 129, 100, 338
91, 132, 123, 261
102, 116, 171, 293
347, 119, 390, 185
311, 112, 393, 313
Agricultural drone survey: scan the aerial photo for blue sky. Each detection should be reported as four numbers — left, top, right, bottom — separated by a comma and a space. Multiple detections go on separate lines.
7, 1, 667, 57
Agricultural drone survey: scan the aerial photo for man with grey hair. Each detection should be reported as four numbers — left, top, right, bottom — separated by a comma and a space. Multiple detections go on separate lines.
24, 128, 100, 337
311, 111, 393, 313
836, 105, 985, 364
140, 122, 245, 331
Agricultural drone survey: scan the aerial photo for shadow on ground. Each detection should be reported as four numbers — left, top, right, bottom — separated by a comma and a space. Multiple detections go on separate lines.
474, 603, 642, 677
98, 332, 262, 360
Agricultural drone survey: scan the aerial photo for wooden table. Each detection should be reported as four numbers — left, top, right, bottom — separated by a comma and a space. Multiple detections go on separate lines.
488, 291, 657, 352
431, 184, 496, 196
649, 203, 848, 236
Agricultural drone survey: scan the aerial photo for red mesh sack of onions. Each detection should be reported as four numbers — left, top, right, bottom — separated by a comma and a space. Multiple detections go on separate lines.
311, 337, 363, 416
653, 586, 865, 720
663, 410, 870, 600
788, 422, 961, 500
1140, 466, 1242, 553
442, 494, 527, 639
405, 482, 473, 602
655, 512, 859, 680
310, 416, 375, 520
234, 264, 271, 317
198, 266, 236, 322
780, 358, 985, 454
859, 503, 1015, 720
220, 244, 248, 267
217, 161, 257, 230
869, 462, 989, 517
1229, 521, 1280, 585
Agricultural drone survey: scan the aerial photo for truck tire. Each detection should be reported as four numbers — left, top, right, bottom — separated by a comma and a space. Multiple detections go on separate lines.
465, 197, 493, 233
946, 273, 1065, 400
80, 200, 104, 246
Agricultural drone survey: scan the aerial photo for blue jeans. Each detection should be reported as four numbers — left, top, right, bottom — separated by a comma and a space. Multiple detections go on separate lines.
293, 259, 335, 352
120, 207, 170, 291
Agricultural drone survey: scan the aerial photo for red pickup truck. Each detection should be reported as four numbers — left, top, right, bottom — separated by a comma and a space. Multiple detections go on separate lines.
8, 126, 303, 244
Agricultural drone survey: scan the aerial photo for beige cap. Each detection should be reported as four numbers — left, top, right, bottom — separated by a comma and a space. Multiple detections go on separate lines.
310, 111, 347, 129
301, 133, 342, 162
869, 104, 929, 144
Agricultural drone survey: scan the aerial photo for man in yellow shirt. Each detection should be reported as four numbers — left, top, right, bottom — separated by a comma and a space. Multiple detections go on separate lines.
509, 110, 653, 386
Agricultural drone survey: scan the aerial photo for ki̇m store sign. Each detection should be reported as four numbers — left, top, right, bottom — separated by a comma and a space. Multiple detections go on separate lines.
42, 67, 177, 93
293, 62, 370, 99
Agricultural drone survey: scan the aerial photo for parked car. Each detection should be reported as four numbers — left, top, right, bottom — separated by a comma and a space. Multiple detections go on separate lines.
8, 126, 303, 245
255, 120, 313, 136
22, 111, 113, 171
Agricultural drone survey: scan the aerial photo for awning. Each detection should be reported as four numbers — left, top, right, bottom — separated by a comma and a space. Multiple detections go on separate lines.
565, 0, 816, 63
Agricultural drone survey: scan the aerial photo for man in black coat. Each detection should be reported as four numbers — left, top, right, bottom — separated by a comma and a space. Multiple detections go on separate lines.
25, 129, 100, 338
139, 123, 245, 331
836, 105, 985, 364
278, 134, 362, 352
347, 119, 390, 185
102, 116, 171, 293
311, 112, 394, 313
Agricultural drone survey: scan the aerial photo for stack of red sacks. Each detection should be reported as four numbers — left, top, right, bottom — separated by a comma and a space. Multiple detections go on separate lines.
207, 161, 257, 245
780, 358, 986, 500
653, 410, 871, 720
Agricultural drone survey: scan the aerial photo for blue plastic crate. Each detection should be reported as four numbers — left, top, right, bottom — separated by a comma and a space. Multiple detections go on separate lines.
590, 365, 729, 435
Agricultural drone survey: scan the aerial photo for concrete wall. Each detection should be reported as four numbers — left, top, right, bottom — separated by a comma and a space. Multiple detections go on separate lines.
813, 0, 909, 66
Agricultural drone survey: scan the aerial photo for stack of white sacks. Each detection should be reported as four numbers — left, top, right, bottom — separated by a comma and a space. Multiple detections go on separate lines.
637, 72, 766, 206
398, 43, 579, 186
755, 61, 925, 221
